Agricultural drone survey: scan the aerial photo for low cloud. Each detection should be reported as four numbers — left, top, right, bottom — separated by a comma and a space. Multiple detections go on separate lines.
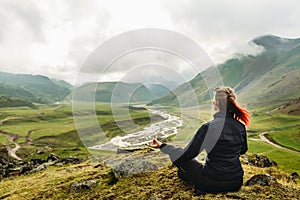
0, 0, 299, 85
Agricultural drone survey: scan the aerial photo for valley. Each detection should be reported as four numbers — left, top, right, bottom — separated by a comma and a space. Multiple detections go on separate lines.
0, 34, 299, 199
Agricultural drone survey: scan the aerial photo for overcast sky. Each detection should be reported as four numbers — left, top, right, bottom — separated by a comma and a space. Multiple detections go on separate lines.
0, 0, 299, 85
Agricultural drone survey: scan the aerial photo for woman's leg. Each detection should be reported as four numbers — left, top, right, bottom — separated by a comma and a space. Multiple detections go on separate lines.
176, 159, 204, 186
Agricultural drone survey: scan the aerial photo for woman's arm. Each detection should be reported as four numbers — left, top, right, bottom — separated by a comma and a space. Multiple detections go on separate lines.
158, 123, 209, 167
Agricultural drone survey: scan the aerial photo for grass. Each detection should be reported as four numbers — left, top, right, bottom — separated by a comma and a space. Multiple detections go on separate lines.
248, 140, 300, 174
0, 103, 155, 159
0, 159, 299, 199
0, 103, 300, 199
267, 128, 300, 152
1, 102, 299, 176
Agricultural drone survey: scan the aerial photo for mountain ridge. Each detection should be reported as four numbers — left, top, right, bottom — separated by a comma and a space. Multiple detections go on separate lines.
149, 35, 300, 108
0, 72, 73, 103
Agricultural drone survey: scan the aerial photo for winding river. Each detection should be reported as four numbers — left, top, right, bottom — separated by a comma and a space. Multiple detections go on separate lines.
89, 109, 183, 151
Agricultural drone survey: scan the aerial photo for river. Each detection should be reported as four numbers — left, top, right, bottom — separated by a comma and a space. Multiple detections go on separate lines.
89, 109, 183, 151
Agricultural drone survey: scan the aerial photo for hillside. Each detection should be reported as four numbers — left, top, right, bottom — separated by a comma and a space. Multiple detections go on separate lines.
149, 35, 300, 108
73, 82, 155, 103
0, 151, 299, 199
0, 72, 72, 103
0, 96, 38, 109
145, 83, 172, 98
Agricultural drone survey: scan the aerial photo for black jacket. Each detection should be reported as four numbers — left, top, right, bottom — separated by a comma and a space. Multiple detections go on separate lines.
161, 111, 248, 181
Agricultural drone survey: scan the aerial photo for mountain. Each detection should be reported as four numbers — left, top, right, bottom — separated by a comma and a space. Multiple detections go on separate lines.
0, 72, 73, 103
73, 82, 155, 103
0, 96, 38, 109
149, 35, 300, 108
145, 83, 172, 98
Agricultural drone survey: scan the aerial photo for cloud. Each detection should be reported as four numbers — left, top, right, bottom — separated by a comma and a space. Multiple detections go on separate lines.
0, 0, 299, 85
0, 0, 111, 84
0, 0, 45, 43
161, 0, 300, 63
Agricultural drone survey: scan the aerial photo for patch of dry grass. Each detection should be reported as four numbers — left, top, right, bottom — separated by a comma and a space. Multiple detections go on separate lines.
0, 158, 299, 200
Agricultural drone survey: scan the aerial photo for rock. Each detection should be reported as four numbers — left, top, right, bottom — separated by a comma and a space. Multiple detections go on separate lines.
47, 153, 60, 162
246, 154, 277, 168
30, 158, 45, 165
20, 163, 34, 174
0, 146, 10, 165
116, 149, 132, 154
291, 172, 299, 180
60, 156, 81, 164
28, 163, 47, 174
111, 158, 159, 178
6, 163, 16, 169
36, 150, 46, 154
0, 168, 6, 178
70, 180, 97, 191
66, 168, 72, 173
245, 174, 277, 186
72, 147, 81, 151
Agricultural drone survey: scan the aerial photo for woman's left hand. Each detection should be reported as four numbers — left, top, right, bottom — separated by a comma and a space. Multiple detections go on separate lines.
149, 138, 162, 148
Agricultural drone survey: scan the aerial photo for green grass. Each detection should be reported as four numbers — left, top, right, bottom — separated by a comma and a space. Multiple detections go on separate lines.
249, 111, 300, 132
248, 140, 300, 174
0, 103, 154, 158
1, 103, 300, 175
267, 128, 300, 152
0, 159, 299, 199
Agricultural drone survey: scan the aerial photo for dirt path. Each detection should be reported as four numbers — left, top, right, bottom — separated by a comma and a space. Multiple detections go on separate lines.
0, 129, 22, 160
259, 132, 300, 154
0, 116, 39, 160
0, 116, 22, 125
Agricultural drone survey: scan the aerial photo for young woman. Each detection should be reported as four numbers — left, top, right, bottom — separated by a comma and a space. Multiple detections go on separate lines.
149, 86, 250, 193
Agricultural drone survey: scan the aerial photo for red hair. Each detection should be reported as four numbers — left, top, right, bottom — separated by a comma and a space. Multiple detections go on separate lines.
215, 87, 251, 127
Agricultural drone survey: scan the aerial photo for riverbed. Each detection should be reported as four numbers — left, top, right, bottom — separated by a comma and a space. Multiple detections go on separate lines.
89, 109, 183, 151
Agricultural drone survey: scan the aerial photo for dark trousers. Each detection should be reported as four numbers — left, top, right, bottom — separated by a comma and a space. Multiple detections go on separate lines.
176, 159, 243, 193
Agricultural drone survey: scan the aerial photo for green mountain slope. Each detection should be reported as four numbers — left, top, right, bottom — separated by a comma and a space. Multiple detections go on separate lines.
146, 83, 172, 98
0, 72, 72, 103
0, 96, 38, 109
149, 35, 300, 108
74, 82, 155, 103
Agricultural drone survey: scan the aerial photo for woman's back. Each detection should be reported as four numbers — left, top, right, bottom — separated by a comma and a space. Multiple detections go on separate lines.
203, 112, 247, 181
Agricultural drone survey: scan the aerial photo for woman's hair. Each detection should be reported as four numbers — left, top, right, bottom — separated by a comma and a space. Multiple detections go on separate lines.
214, 86, 251, 127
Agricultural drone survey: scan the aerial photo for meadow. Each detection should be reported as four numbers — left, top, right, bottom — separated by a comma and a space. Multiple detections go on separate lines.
0, 102, 299, 199
0, 103, 155, 159
0, 102, 299, 175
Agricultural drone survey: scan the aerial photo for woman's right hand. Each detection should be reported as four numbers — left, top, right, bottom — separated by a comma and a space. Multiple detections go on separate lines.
149, 138, 162, 148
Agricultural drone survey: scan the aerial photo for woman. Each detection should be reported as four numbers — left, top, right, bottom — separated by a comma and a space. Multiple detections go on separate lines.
149, 86, 250, 193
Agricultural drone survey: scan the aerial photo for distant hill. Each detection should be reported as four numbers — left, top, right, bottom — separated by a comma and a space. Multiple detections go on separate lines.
0, 72, 73, 103
73, 82, 155, 103
149, 35, 300, 108
145, 83, 172, 98
0, 96, 38, 109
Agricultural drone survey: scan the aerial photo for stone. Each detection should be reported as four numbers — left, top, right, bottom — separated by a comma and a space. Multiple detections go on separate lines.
28, 163, 47, 174
70, 180, 97, 191
6, 163, 16, 169
20, 163, 34, 174
72, 147, 81, 151
291, 172, 299, 180
0, 168, 6, 178
246, 154, 277, 168
245, 174, 277, 186
30, 158, 45, 165
36, 150, 46, 154
111, 158, 159, 178
47, 153, 60, 162
60, 156, 81, 164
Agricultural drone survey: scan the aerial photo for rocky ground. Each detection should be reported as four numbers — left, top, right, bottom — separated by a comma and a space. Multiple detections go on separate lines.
0, 147, 299, 199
